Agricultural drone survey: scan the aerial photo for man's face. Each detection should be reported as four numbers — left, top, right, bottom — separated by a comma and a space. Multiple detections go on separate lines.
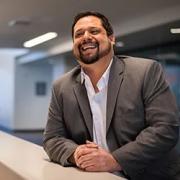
73, 16, 115, 65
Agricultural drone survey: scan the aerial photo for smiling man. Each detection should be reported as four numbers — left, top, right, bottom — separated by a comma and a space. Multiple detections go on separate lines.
43, 11, 180, 180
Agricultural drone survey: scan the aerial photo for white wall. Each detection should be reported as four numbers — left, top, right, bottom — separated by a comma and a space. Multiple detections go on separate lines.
0, 51, 15, 129
0, 49, 27, 129
0, 49, 76, 131
14, 62, 53, 130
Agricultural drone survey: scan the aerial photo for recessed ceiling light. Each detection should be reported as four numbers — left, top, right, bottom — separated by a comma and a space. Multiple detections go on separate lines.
23, 32, 58, 48
170, 28, 180, 34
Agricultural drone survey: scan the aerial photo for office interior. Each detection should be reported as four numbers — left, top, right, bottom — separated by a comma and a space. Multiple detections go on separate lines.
0, 0, 180, 151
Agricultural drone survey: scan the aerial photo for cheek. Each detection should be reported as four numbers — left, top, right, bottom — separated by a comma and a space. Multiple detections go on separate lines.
73, 39, 80, 49
99, 38, 109, 48
73, 43, 80, 56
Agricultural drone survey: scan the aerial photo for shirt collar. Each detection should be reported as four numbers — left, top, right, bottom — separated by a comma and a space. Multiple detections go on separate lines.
81, 58, 113, 91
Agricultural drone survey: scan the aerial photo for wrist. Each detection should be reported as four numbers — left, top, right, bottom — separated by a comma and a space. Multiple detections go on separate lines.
110, 154, 122, 172
114, 163, 122, 171
68, 153, 76, 165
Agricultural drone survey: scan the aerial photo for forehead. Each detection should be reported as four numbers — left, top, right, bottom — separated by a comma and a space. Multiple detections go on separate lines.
74, 16, 103, 32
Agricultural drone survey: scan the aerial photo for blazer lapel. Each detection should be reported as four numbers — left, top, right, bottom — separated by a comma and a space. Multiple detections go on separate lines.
106, 56, 124, 132
73, 75, 93, 139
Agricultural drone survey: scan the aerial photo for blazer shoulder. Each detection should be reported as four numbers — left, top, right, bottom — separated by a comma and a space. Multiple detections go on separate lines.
116, 55, 160, 74
117, 55, 157, 66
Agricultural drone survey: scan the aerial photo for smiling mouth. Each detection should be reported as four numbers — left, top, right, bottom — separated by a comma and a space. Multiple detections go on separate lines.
80, 42, 98, 51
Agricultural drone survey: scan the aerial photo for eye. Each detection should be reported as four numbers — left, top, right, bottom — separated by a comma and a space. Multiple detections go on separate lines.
90, 29, 100, 35
74, 31, 84, 38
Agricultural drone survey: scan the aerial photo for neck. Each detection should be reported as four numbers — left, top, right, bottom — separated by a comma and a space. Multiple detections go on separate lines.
81, 52, 113, 90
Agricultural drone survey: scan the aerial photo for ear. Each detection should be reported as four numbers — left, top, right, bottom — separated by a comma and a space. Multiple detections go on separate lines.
108, 35, 115, 45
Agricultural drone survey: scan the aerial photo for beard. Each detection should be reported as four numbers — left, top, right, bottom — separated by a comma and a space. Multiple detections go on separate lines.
74, 40, 112, 65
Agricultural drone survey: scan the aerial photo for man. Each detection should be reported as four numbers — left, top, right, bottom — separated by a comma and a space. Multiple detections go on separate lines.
43, 11, 180, 180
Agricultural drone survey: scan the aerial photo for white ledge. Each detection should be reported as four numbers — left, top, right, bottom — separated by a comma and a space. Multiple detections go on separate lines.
0, 131, 125, 180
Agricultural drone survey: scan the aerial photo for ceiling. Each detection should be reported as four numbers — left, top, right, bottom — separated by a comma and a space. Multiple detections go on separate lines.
116, 19, 180, 53
1, 0, 180, 58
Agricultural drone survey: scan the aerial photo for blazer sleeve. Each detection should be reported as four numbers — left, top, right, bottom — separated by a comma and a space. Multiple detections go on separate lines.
43, 83, 78, 166
112, 61, 179, 178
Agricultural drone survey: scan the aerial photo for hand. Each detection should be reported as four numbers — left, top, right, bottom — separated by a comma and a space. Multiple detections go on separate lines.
74, 141, 98, 167
74, 141, 122, 172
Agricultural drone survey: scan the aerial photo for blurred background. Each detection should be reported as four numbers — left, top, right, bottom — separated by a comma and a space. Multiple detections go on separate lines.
0, 0, 180, 147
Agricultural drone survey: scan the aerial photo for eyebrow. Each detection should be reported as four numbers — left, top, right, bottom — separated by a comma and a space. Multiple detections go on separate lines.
74, 26, 100, 33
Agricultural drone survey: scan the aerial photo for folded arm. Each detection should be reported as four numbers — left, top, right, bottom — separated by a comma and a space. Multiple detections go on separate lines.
112, 62, 179, 178
43, 85, 78, 166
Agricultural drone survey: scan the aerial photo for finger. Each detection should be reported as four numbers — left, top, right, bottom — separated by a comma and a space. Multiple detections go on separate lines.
76, 147, 97, 160
86, 140, 97, 145
86, 144, 98, 148
74, 145, 87, 165
77, 153, 93, 165
86, 140, 94, 144
79, 159, 96, 170
84, 165, 98, 172
85, 141, 98, 148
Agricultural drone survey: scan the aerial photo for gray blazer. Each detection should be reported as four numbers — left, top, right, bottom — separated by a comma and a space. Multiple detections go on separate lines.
43, 56, 180, 180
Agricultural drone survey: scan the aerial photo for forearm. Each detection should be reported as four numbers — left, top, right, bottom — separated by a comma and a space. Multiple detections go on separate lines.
43, 136, 78, 166
112, 123, 179, 178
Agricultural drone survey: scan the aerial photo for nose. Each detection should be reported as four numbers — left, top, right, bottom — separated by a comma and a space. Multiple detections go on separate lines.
83, 31, 92, 40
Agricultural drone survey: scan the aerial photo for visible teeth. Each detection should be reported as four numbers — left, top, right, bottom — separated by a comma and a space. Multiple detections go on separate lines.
83, 46, 95, 50
81, 43, 97, 51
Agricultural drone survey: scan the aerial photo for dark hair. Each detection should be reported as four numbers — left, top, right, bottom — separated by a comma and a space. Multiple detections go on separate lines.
72, 11, 114, 38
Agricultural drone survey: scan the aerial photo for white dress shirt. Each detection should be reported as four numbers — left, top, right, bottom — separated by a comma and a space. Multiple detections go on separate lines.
81, 60, 113, 151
